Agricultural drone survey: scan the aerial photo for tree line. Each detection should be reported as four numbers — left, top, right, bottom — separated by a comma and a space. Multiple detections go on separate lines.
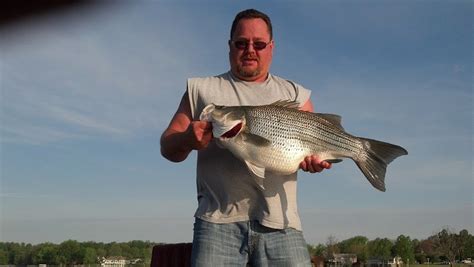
0, 227, 472, 265
307, 227, 473, 265
0, 240, 156, 265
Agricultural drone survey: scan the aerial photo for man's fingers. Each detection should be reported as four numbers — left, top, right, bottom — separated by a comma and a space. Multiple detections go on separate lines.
193, 121, 213, 138
299, 161, 307, 171
194, 121, 212, 131
300, 156, 333, 173
322, 161, 332, 169
204, 121, 213, 130
187, 121, 214, 150
310, 156, 322, 172
306, 156, 316, 173
202, 130, 213, 144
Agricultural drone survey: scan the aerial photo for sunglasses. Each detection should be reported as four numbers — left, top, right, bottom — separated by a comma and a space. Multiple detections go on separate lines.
230, 40, 272, 51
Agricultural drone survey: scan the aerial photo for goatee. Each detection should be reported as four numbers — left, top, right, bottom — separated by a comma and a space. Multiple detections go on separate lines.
238, 66, 261, 78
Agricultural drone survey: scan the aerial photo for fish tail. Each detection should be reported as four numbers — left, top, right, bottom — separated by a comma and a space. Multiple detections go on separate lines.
355, 138, 408, 192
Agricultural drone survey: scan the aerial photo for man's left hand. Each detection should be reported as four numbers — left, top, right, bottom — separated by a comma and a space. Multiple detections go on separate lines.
299, 155, 332, 173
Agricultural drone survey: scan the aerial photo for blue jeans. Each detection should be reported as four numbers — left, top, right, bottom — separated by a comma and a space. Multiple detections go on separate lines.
191, 218, 311, 267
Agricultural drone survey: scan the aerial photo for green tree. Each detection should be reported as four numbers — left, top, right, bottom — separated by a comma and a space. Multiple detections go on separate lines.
367, 238, 393, 262
120, 243, 132, 258
108, 243, 123, 256
32, 243, 59, 265
393, 235, 415, 264
457, 229, 470, 260
0, 249, 8, 264
129, 247, 140, 258
435, 228, 459, 265
464, 233, 474, 259
58, 240, 83, 264
338, 236, 369, 262
308, 244, 326, 257
326, 235, 340, 260
96, 247, 107, 258
9, 243, 29, 265
83, 247, 98, 264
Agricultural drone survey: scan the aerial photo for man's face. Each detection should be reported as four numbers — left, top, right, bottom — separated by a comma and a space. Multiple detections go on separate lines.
229, 18, 273, 82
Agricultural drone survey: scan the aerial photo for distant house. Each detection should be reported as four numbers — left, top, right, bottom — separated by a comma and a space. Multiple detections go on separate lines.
390, 256, 403, 266
367, 258, 384, 266
367, 256, 403, 267
129, 259, 143, 264
98, 256, 143, 267
99, 256, 128, 267
332, 253, 358, 265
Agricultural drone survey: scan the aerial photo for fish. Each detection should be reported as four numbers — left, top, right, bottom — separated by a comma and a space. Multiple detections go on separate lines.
199, 101, 408, 191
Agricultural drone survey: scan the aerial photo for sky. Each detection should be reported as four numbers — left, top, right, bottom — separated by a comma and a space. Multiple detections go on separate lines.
1, 1, 472, 245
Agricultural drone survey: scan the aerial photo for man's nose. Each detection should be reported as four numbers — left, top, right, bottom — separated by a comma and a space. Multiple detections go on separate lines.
246, 43, 256, 53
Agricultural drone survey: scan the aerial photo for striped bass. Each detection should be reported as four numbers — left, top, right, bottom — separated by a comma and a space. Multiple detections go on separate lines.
200, 101, 408, 191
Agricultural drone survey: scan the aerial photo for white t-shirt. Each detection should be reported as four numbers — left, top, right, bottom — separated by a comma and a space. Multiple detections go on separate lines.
187, 71, 311, 231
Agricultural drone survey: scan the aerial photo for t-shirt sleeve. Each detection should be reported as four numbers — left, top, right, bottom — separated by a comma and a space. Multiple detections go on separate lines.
286, 79, 311, 108
186, 78, 199, 120
295, 84, 311, 108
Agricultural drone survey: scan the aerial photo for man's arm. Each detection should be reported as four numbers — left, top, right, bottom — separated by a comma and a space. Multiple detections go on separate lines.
299, 98, 332, 173
299, 98, 314, 112
160, 92, 213, 162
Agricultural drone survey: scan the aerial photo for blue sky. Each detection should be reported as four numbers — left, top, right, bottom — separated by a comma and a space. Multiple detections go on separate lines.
1, 1, 472, 245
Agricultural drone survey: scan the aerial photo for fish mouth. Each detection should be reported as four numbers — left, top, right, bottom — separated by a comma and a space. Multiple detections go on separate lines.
199, 104, 245, 139
220, 122, 243, 139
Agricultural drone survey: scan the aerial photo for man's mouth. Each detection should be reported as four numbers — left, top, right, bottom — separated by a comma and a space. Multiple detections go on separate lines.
242, 58, 258, 65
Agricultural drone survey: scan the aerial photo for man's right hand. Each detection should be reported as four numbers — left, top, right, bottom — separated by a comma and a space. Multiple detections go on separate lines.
186, 121, 213, 150
161, 92, 215, 162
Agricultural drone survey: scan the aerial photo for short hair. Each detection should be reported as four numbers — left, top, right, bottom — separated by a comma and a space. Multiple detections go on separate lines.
230, 9, 273, 40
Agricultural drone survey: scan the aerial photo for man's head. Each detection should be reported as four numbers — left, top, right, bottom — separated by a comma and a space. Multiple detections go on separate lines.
229, 9, 273, 82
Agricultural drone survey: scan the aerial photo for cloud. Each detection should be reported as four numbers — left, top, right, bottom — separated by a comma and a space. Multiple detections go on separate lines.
0, 123, 84, 145
0, 3, 202, 145
44, 105, 128, 135
0, 192, 57, 199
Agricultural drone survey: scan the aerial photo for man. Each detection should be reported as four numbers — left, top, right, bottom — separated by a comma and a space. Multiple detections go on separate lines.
161, 9, 331, 266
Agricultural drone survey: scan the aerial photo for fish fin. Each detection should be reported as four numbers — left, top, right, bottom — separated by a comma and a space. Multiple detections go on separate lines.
355, 138, 408, 192
244, 160, 266, 178
316, 113, 345, 131
326, 159, 343, 164
269, 100, 300, 109
254, 177, 265, 190
242, 132, 272, 147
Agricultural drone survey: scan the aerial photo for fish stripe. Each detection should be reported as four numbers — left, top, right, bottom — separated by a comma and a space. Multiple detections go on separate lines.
245, 107, 362, 156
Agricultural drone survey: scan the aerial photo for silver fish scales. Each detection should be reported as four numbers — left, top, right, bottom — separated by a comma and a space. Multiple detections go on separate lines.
200, 101, 408, 191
